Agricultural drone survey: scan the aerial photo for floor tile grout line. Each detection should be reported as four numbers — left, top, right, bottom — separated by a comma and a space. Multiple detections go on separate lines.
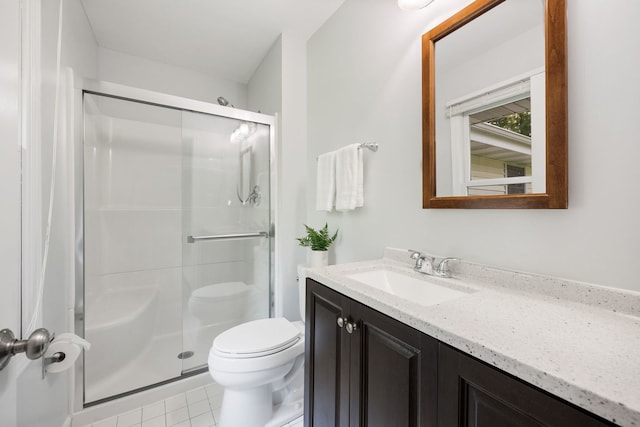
87, 382, 300, 427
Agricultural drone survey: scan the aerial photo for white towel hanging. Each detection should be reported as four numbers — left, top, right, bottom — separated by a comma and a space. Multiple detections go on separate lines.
315, 151, 336, 211
335, 144, 364, 211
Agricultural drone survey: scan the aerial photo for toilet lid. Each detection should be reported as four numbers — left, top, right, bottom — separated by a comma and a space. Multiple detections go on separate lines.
191, 282, 249, 300
213, 318, 301, 357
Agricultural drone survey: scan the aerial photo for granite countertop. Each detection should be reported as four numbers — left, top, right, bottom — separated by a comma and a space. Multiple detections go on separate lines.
305, 248, 640, 427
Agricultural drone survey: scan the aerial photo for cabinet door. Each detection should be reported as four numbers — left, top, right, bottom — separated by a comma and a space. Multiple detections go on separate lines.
305, 279, 351, 427
350, 301, 438, 427
438, 344, 614, 427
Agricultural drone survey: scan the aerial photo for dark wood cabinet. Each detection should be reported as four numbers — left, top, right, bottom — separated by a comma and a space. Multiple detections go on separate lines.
438, 343, 614, 427
305, 279, 616, 427
304, 279, 350, 427
305, 279, 438, 427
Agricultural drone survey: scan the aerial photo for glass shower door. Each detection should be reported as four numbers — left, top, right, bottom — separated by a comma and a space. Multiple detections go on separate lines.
83, 93, 184, 403
83, 91, 274, 403
180, 111, 272, 372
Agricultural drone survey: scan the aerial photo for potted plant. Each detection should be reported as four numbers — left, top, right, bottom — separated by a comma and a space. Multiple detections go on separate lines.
297, 223, 338, 267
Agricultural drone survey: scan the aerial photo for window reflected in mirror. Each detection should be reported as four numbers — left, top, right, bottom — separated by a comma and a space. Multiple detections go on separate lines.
443, 68, 546, 197
423, 0, 567, 209
468, 98, 533, 196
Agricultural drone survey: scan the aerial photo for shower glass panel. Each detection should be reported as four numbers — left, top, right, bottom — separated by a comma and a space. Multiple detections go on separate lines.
83, 94, 184, 403
180, 111, 271, 371
82, 91, 272, 404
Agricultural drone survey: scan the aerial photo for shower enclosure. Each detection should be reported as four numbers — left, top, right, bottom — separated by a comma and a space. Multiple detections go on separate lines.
79, 83, 274, 405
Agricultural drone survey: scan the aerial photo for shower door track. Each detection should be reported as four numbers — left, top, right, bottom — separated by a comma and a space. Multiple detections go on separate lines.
83, 367, 208, 409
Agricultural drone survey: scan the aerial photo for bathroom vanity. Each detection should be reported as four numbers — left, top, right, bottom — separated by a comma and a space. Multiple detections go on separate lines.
303, 249, 639, 426
304, 279, 438, 426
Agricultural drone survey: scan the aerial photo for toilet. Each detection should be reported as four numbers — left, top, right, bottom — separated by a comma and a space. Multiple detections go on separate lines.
207, 267, 307, 427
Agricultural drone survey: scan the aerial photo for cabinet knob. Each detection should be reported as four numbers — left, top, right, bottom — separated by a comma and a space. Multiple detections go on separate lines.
346, 321, 358, 334
337, 316, 346, 328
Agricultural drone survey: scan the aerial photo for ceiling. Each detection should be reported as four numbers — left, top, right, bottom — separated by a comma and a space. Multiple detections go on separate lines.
81, 0, 345, 84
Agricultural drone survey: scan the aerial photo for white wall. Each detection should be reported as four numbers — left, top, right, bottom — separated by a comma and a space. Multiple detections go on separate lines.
248, 36, 282, 116
247, 32, 310, 320
307, 0, 640, 293
99, 47, 249, 109
247, 37, 286, 316
279, 34, 310, 319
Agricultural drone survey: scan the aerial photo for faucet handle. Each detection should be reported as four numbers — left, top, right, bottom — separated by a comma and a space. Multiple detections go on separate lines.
436, 257, 459, 277
408, 250, 434, 261
408, 250, 427, 270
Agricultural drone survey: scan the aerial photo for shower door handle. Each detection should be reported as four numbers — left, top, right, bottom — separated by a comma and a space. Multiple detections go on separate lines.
187, 231, 269, 243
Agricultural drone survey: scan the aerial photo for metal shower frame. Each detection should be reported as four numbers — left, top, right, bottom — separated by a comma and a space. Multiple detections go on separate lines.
73, 78, 277, 410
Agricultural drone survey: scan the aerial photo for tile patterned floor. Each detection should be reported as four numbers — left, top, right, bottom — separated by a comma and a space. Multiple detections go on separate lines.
80, 382, 303, 427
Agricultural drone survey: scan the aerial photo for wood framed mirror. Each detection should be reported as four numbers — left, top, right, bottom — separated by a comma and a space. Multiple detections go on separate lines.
422, 0, 567, 208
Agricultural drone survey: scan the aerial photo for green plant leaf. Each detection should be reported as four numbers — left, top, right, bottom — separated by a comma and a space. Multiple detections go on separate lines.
296, 223, 338, 251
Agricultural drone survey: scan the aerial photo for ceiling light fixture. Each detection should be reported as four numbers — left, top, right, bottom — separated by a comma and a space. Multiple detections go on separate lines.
398, 0, 435, 11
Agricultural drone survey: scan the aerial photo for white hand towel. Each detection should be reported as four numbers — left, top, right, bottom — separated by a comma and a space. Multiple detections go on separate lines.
336, 144, 364, 211
316, 151, 336, 211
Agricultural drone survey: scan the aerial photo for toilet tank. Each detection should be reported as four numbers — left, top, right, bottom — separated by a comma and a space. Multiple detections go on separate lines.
297, 265, 306, 322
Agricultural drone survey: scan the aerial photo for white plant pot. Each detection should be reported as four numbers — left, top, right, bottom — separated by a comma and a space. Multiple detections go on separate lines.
307, 250, 329, 268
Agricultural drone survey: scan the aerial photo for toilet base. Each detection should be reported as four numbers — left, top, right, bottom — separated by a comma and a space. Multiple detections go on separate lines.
216, 368, 304, 427
217, 385, 304, 427
264, 394, 304, 427
218, 385, 273, 427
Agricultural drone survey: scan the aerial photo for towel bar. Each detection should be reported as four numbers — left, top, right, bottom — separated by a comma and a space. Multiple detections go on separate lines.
358, 142, 379, 152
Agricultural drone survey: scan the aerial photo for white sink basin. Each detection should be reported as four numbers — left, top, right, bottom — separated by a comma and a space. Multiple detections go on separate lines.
346, 268, 470, 307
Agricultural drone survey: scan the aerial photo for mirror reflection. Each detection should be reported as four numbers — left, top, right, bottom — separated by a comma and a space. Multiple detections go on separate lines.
468, 97, 533, 195
434, 0, 545, 198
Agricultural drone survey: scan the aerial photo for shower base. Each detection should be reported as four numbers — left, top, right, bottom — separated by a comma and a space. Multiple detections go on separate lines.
85, 331, 183, 404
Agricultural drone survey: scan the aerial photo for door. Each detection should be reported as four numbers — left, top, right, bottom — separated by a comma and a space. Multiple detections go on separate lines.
0, 1, 28, 426
305, 279, 439, 427
82, 93, 186, 402
305, 279, 351, 427
351, 302, 438, 427
180, 110, 273, 372
3, 0, 73, 425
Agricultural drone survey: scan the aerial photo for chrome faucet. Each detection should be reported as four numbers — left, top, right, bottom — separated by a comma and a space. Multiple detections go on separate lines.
434, 257, 458, 278
409, 250, 434, 272
408, 250, 458, 278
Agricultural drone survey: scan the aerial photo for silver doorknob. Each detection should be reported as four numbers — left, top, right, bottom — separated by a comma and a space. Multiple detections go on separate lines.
345, 321, 358, 334
0, 328, 51, 371
337, 317, 346, 328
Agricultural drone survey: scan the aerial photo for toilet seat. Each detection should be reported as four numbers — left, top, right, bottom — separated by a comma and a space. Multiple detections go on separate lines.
213, 318, 301, 359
